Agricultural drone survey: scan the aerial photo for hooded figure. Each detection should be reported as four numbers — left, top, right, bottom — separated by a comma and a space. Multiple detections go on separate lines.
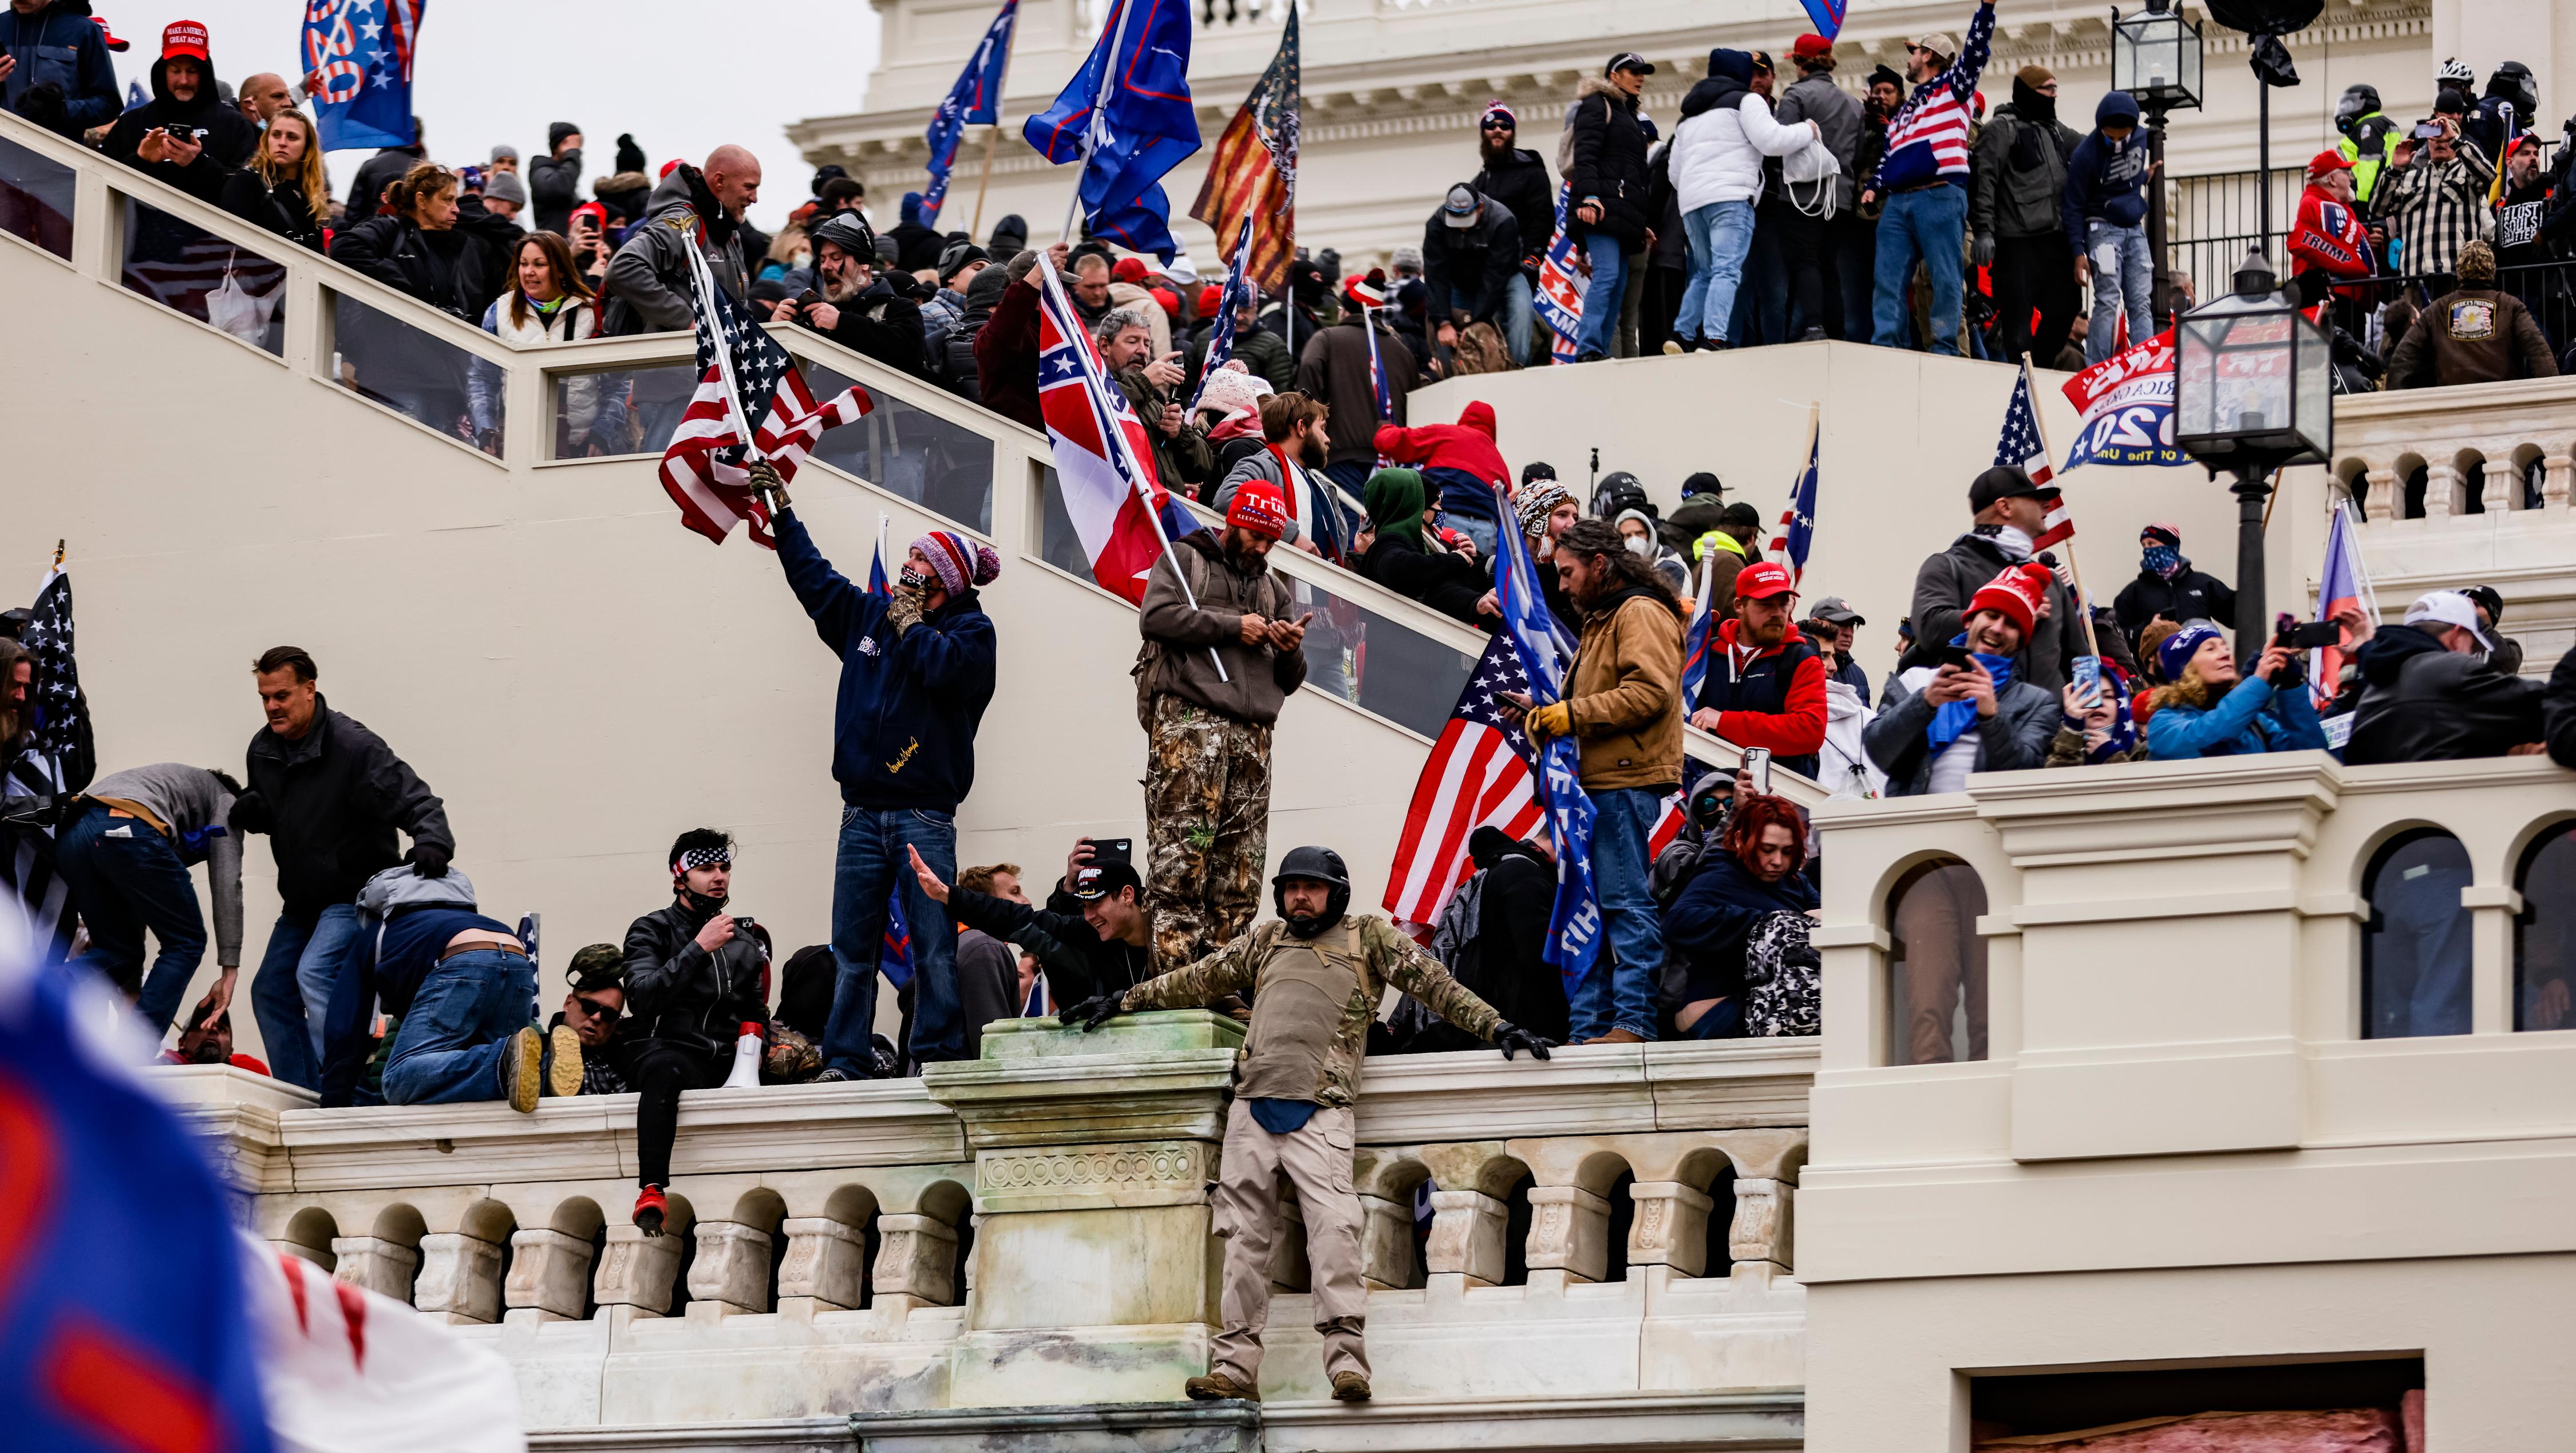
890, 189, 946, 273
1357, 468, 1491, 628
1, 0, 123, 140
1372, 400, 1510, 554
101, 21, 259, 198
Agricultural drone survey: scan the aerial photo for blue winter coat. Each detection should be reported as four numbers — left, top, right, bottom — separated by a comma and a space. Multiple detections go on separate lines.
1, 0, 121, 139
775, 512, 998, 811
2061, 93, 2152, 252
2145, 673, 2328, 760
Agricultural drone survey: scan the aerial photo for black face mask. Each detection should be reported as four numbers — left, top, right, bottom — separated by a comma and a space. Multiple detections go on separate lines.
899, 564, 936, 593
679, 885, 729, 919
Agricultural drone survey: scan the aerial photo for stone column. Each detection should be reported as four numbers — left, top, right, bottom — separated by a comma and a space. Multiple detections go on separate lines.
2362, 467, 2399, 523
1356, 1194, 1416, 1291
2479, 453, 2514, 513
413, 1232, 504, 1324
503, 1228, 596, 1323
685, 1222, 774, 1317
2543, 454, 2571, 512
776, 1217, 871, 1313
1729, 1179, 1795, 1276
1424, 1190, 1508, 1288
1626, 1181, 1716, 1278
593, 1226, 684, 1318
1522, 1184, 1611, 1289
328, 1237, 418, 1302
2424, 461, 2464, 519
872, 1213, 960, 1310
924, 1010, 1245, 1408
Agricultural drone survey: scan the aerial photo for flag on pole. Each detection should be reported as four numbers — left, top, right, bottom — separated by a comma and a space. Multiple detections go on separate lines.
1996, 366, 2075, 549
867, 516, 894, 596
1186, 216, 1258, 411
299, 0, 424, 152
1796, 0, 1850, 41
1188, 7, 1300, 290
1022, 0, 1201, 261
2059, 329, 2190, 471
1490, 489, 1603, 989
922, 0, 1019, 227
1534, 185, 1586, 364
1766, 424, 1822, 582
2, 568, 86, 960
2312, 498, 2377, 705
245, 1230, 524, 1449
1679, 556, 1719, 710
1032, 252, 1200, 603
1384, 630, 1552, 934
658, 244, 871, 547
879, 881, 918, 989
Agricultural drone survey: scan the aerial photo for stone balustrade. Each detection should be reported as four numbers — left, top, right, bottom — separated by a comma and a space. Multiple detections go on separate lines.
160, 1016, 1817, 1441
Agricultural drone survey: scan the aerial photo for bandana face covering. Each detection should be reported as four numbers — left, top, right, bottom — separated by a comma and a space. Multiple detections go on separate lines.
899, 564, 935, 593
2143, 544, 2183, 579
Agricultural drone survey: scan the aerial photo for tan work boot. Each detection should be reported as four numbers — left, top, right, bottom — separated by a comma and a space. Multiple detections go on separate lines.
504, 1026, 545, 1112
1184, 1371, 1260, 1402
546, 1023, 584, 1097
1331, 1371, 1372, 1402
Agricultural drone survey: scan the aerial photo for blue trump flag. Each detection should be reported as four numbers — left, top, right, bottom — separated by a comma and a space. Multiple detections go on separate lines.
1021, 0, 1200, 261
880, 881, 918, 989
923, 0, 1020, 227
301, 0, 425, 152
0, 935, 273, 1452
1489, 487, 1603, 991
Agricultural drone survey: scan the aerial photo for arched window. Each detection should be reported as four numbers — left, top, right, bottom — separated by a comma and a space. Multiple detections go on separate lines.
1887, 860, 1988, 1065
2515, 822, 2576, 1032
2361, 830, 2474, 1039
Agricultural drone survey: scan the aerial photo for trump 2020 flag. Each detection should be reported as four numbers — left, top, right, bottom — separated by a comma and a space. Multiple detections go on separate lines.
1491, 490, 1603, 990
2060, 329, 2190, 471
301, 0, 425, 152
879, 881, 917, 989
922, 0, 1019, 226
1021, 0, 1200, 261
1534, 185, 1586, 364
1032, 251, 1198, 603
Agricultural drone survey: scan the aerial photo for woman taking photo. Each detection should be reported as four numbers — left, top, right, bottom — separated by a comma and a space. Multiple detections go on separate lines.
469, 232, 626, 456
219, 108, 328, 253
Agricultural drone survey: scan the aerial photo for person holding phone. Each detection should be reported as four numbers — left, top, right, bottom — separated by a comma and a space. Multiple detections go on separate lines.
2369, 108, 2495, 299
1864, 564, 2060, 795
785, 212, 929, 378
102, 22, 257, 195
1135, 480, 1311, 972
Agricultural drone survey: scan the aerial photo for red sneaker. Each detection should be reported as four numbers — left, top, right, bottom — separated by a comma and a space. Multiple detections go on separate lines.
633, 1184, 667, 1237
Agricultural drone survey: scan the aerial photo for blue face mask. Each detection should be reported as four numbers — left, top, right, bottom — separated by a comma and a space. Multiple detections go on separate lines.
2142, 544, 2182, 579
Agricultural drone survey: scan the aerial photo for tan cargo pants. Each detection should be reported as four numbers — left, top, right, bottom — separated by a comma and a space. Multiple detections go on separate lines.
1210, 1097, 1368, 1386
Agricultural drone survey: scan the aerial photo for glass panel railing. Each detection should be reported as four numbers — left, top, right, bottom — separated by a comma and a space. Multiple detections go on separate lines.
544, 361, 698, 460
792, 355, 995, 534
0, 131, 73, 259
327, 289, 498, 455
1037, 469, 1479, 739
120, 197, 286, 354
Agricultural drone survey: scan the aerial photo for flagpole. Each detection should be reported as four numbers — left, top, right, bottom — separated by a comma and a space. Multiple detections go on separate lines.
1060, 0, 1139, 245
970, 125, 1002, 240
688, 238, 764, 467
2017, 359, 2095, 660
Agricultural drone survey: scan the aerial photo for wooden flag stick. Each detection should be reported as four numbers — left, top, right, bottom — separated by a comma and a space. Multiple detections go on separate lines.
970, 124, 1002, 241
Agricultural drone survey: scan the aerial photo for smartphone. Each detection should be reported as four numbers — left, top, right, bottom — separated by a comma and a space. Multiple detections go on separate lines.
1741, 747, 1772, 797
2412, 121, 2443, 140
2282, 620, 2344, 650
1093, 838, 1134, 867
2072, 654, 2102, 705
1929, 642, 1976, 671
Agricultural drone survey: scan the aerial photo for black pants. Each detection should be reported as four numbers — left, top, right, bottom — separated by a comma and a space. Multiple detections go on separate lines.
622, 1039, 730, 1189
1992, 232, 2079, 368
1832, 210, 1876, 341
1776, 204, 1839, 340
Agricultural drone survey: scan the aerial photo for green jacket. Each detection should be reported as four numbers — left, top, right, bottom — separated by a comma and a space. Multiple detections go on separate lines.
1121, 913, 1503, 1105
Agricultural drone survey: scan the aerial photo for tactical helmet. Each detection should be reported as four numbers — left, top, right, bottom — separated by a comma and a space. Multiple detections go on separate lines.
2488, 61, 2538, 116
1591, 471, 1652, 520
1272, 846, 1352, 931
2334, 83, 2380, 132
808, 211, 878, 267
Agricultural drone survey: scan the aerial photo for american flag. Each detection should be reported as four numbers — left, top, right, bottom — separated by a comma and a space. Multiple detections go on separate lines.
1765, 426, 1822, 583
1188, 6, 1299, 291
1186, 216, 1257, 412
659, 243, 870, 547
1383, 630, 1549, 932
121, 226, 287, 326
1534, 185, 1585, 364
1679, 555, 1719, 708
3, 568, 88, 958
1996, 364, 2074, 550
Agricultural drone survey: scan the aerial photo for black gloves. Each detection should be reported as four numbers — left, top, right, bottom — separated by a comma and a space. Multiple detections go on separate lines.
1494, 1021, 1555, 1061
615, 132, 646, 175
1058, 994, 1128, 1032
17, 82, 65, 130
405, 842, 452, 879
227, 791, 273, 835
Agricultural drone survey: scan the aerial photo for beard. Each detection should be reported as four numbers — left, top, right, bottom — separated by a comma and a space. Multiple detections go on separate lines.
1283, 910, 1333, 939
1479, 133, 1516, 164
820, 271, 864, 305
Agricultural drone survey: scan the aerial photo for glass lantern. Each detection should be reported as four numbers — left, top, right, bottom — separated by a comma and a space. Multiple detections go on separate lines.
2175, 250, 2333, 471
2111, 0, 2203, 114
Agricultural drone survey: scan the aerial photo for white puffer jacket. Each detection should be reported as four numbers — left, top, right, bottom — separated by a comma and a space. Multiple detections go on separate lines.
1669, 94, 1816, 215
472, 294, 602, 437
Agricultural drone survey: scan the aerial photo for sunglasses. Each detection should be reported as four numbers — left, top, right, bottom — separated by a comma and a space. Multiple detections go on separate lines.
574, 996, 622, 1022
1480, 119, 1515, 131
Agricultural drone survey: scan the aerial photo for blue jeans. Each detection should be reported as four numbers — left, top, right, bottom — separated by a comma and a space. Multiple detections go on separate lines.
381, 949, 538, 1105
2369, 864, 2472, 1039
1872, 184, 1967, 356
2085, 220, 2154, 364
823, 804, 962, 1075
1570, 786, 1665, 1040
1677, 200, 1756, 343
1574, 231, 1630, 358
251, 905, 363, 1091
53, 803, 207, 1034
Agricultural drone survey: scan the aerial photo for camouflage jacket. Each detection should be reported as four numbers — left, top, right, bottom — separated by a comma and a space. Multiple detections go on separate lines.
1120, 913, 1504, 1106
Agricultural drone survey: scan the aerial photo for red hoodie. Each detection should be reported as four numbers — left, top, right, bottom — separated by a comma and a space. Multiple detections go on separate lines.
2287, 184, 2372, 290
1372, 400, 1509, 485
1700, 618, 1827, 758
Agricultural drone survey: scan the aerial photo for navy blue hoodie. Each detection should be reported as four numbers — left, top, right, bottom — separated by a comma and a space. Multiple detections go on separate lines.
775, 512, 998, 811
2061, 91, 2152, 252
1661, 852, 1819, 1008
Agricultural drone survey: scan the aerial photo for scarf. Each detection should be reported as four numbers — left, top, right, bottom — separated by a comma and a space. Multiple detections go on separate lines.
2143, 545, 2184, 580
1364, 467, 1428, 548
1973, 524, 2034, 562
1926, 634, 2017, 754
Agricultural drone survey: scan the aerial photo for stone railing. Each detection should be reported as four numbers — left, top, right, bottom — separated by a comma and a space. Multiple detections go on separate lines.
2329, 376, 2576, 526
164, 1016, 1816, 1441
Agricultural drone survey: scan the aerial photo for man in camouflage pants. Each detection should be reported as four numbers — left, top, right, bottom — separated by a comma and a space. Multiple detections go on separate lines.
1135, 480, 1313, 972
1062, 846, 1555, 1403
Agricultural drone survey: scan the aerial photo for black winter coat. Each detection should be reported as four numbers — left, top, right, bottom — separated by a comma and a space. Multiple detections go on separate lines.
1470, 845, 1567, 1042
528, 147, 582, 235
1358, 534, 1491, 627
803, 278, 927, 377
1567, 78, 1653, 244
941, 263, 1013, 399
239, 702, 452, 919
1474, 147, 1556, 271
623, 901, 772, 1057
218, 171, 325, 253
2111, 562, 2238, 648
344, 144, 425, 223
1421, 198, 1520, 322
1908, 532, 2084, 694
100, 48, 257, 198
2545, 644, 2576, 771
2342, 625, 2544, 765
1661, 853, 1819, 1011
330, 200, 517, 322
945, 882, 1150, 1007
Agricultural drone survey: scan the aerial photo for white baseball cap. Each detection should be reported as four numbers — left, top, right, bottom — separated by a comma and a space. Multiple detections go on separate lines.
2403, 590, 2494, 652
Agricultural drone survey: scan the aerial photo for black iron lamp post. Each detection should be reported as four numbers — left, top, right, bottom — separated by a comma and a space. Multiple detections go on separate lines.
2174, 247, 2334, 662
2112, 0, 2203, 319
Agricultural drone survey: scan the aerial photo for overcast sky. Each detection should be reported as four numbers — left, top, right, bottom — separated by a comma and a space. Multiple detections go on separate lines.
102, 0, 884, 230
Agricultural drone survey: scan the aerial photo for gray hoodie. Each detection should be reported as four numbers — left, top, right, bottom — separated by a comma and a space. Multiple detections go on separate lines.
81, 764, 243, 966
